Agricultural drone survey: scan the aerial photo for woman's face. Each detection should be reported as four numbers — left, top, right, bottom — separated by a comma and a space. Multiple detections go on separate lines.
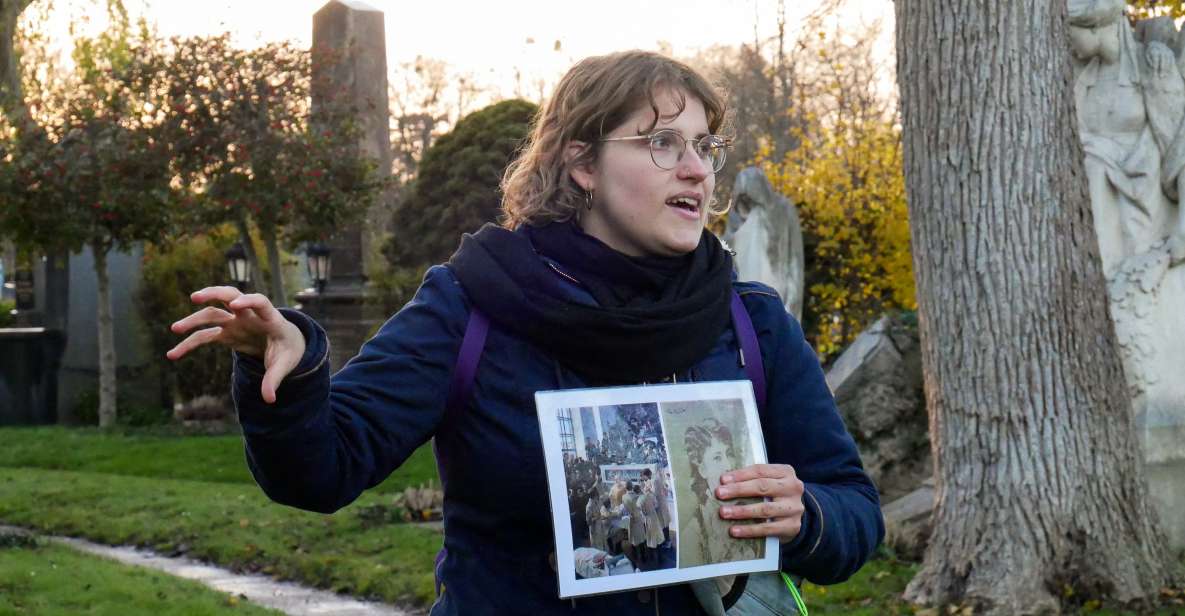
572, 89, 716, 258
701, 439, 731, 493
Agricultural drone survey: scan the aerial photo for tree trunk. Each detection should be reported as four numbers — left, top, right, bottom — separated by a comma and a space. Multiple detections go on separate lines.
233, 215, 263, 294
260, 223, 286, 306
93, 242, 117, 428
0, 0, 34, 127
895, 1, 1179, 613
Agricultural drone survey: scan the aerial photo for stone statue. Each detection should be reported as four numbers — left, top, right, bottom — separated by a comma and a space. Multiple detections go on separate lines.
1070, 0, 1185, 549
721, 167, 805, 320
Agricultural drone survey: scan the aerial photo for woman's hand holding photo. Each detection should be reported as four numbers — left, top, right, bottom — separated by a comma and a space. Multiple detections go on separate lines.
715, 463, 806, 544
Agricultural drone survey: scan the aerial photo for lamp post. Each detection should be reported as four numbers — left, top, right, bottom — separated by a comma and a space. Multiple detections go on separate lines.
307, 242, 331, 317
224, 242, 250, 291
307, 242, 331, 293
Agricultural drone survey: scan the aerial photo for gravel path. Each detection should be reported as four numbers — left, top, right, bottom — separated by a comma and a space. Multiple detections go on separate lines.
0, 525, 426, 616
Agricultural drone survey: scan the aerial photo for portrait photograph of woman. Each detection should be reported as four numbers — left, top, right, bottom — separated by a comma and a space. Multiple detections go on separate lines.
660, 397, 765, 568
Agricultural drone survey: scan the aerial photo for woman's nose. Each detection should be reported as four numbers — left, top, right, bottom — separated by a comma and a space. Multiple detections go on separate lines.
676, 145, 710, 182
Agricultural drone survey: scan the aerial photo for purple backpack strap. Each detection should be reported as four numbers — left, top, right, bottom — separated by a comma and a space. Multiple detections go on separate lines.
445, 308, 490, 416
730, 290, 767, 410
436, 307, 490, 598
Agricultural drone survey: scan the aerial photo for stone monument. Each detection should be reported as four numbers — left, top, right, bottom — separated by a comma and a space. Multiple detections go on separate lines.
1069, 0, 1185, 550
721, 167, 805, 320
824, 314, 929, 504
300, 0, 392, 370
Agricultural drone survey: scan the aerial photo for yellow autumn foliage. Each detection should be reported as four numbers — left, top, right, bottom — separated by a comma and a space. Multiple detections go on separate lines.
1128, 0, 1185, 19
756, 115, 915, 361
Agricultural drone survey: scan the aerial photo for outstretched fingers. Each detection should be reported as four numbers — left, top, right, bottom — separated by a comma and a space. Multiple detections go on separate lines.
171, 306, 233, 336
166, 326, 223, 361
228, 293, 283, 322
190, 286, 244, 306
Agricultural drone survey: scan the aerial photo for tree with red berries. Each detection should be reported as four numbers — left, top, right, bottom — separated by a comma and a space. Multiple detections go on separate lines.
159, 35, 386, 305
0, 6, 173, 427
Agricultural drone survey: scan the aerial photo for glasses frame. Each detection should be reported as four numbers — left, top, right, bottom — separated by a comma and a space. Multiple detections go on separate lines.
599, 129, 732, 173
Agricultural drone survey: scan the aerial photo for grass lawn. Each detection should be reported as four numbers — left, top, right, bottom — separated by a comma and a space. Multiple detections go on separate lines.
0, 537, 281, 615
0, 466, 441, 608
0, 426, 437, 495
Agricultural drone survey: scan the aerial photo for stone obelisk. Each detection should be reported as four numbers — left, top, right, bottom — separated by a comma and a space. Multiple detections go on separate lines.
302, 0, 392, 369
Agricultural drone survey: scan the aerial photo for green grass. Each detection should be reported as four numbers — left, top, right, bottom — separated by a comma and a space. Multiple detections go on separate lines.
0, 426, 438, 494
801, 554, 921, 615
0, 540, 281, 615
0, 467, 441, 608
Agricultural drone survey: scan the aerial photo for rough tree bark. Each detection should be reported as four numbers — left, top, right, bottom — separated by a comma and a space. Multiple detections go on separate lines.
92, 241, 116, 428
895, 1, 1179, 613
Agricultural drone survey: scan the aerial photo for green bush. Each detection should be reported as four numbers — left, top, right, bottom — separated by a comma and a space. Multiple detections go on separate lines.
136, 226, 240, 403
365, 263, 426, 324
72, 388, 172, 427
383, 99, 537, 271
0, 298, 13, 328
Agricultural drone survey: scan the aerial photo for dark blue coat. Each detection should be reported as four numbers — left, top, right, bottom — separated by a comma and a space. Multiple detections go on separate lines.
232, 262, 884, 615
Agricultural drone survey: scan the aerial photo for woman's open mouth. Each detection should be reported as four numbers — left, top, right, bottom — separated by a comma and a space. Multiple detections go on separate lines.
666, 195, 701, 219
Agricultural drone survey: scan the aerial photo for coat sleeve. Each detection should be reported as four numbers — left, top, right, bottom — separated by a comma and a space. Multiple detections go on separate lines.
231, 265, 467, 514
740, 286, 885, 584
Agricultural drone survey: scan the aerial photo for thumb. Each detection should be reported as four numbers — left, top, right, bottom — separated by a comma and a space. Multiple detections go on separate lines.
260, 360, 293, 404
260, 371, 280, 404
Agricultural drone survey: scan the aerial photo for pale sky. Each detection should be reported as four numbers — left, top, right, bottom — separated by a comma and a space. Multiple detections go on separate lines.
32, 0, 895, 102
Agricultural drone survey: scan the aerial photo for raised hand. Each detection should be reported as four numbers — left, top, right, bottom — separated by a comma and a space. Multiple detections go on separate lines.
167, 286, 306, 404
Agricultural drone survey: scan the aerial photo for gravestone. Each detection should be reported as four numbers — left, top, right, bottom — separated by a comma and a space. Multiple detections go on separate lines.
824, 314, 929, 504
57, 245, 156, 420
722, 167, 805, 320
299, 0, 392, 369
1069, 1, 1185, 550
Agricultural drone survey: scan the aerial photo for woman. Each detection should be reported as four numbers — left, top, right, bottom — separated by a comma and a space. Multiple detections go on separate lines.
681, 418, 761, 567
168, 50, 883, 615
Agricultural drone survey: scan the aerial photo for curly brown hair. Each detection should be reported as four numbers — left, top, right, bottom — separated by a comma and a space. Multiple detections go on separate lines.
500, 50, 728, 229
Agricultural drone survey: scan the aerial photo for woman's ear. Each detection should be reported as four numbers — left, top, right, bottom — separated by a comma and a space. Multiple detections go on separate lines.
565, 140, 595, 192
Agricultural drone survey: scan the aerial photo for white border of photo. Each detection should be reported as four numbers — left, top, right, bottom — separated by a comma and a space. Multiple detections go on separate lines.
536, 380, 780, 599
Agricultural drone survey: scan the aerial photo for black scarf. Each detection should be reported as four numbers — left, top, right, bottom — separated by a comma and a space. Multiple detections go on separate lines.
446, 221, 733, 385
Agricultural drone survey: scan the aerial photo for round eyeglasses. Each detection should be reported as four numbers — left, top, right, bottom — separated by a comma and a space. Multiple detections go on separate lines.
599, 129, 731, 173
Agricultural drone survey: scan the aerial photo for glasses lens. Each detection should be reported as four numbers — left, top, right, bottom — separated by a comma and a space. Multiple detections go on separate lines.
696, 137, 727, 173
648, 130, 682, 170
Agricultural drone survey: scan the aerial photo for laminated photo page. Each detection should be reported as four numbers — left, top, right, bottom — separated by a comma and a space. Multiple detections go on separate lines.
535, 380, 780, 599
